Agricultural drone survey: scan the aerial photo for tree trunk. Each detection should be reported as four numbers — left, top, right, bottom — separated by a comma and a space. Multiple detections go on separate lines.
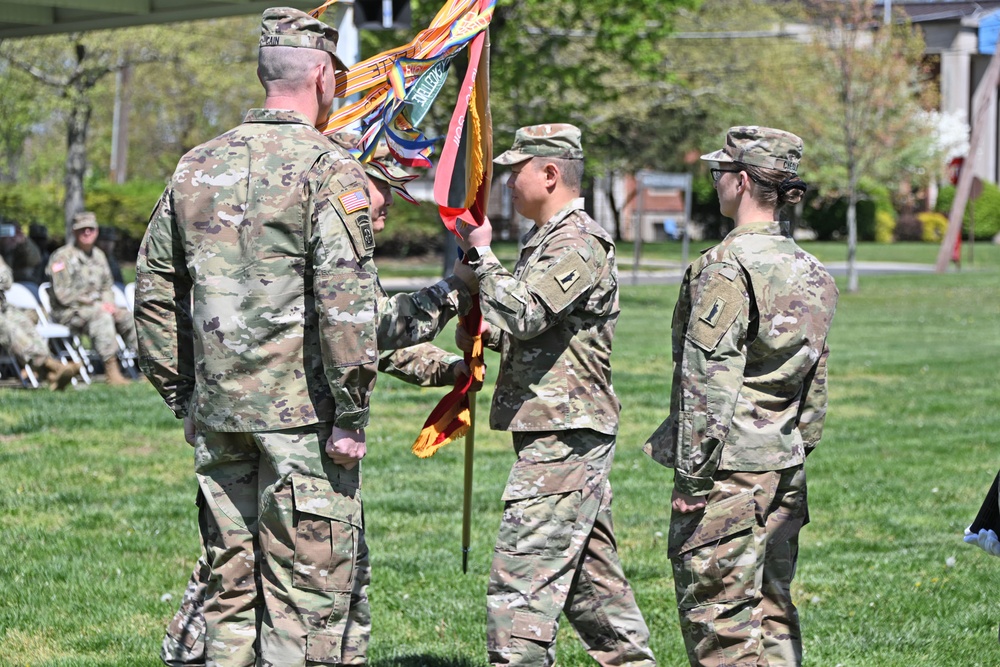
846, 179, 859, 293
63, 96, 91, 242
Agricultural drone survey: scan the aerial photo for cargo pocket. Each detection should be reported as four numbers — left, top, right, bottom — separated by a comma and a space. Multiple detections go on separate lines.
669, 491, 760, 611
290, 474, 363, 592
305, 628, 343, 665
496, 461, 589, 557
510, 610, 557, 645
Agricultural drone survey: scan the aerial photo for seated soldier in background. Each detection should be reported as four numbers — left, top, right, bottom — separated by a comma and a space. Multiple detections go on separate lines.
1, 255, 82, 390
46, 211, 137, 386
0, 221, 42, 285
159, 135, 477, 667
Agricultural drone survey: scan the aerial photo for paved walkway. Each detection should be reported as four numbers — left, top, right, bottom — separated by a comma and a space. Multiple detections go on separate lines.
380, 261, 937, 291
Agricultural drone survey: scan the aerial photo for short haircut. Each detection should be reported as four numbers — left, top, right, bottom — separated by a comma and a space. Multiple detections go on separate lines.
548, 157, 584, 191
258, 46, 328, 95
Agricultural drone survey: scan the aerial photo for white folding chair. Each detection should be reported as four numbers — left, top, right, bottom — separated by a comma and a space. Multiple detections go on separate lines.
4, 283, 91, 385
37, 282, 95, 383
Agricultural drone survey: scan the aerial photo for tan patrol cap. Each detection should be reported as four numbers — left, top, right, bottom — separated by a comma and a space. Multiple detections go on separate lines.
494, 123, 584, 166
700, 126, 803, 174
71, 211, 98, 231
260, 7, 348, 72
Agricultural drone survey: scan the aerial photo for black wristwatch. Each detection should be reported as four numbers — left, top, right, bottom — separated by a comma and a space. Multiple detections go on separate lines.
465, 246, 492, 263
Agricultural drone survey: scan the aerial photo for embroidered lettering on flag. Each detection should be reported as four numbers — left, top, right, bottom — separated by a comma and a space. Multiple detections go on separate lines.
339, 189, 368, 214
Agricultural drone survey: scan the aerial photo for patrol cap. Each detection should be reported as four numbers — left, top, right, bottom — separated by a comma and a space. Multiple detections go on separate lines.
700, 126, 803, 175
260, 7, 348, 72
71, 211, 98, 231
329, 131, 418, 204
494, 123, 584, 166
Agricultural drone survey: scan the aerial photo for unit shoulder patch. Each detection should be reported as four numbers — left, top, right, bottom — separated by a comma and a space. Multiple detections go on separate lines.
686, 276, 745, 353
535, 250, 595, 314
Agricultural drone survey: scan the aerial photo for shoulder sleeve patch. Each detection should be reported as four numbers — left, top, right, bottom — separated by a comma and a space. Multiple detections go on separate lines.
686, 274, 746, 353
534, 250, 596, 315
327, 172, 375, 259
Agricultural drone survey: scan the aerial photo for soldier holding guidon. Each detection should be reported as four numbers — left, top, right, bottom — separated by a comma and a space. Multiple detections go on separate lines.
456, 124, 656, 667
644, 126, 838, 667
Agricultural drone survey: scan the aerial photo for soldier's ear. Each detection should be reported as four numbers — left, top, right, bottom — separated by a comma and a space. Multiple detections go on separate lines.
543, 162, 560, 189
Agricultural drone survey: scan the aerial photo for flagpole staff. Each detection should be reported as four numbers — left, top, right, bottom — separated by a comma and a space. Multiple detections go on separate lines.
462, 393, 476, 573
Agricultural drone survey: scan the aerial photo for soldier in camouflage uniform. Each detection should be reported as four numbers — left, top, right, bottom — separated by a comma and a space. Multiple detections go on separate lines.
46, 211, 136, 385
158, 139, 472, 667
0, 255, 82, 389
136, 9, 474, 667
643, 127, 839, 667
455, 124, 656, 667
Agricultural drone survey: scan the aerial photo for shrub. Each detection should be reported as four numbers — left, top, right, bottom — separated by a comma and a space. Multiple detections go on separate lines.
875, 209, 896, 243
802, 195, 877, 241
375, 201, 446, 257
918, 211, 949, 243
935, 182, 1000, 240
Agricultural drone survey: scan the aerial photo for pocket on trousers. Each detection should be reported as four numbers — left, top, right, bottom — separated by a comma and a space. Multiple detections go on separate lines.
510, 610, 557, 644
669, 491, 759, 610
497, 461, 589, 556
290, 473, 363, 592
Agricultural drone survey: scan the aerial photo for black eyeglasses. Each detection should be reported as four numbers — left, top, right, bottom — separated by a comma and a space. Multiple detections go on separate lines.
710, 168, 741, 183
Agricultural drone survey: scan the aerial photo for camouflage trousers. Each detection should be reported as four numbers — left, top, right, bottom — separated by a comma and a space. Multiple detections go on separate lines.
669, 465, 807, 667
0, 305, 50, 367
487, 429, 656, 667
52, 303, 136, 359
192, 423, 369, 667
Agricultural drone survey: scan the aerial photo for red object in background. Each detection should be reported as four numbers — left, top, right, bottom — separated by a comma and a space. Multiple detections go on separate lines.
948, 156, 964, 186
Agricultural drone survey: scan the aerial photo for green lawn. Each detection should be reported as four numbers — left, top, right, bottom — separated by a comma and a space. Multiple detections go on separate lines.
2, 260, 999, 666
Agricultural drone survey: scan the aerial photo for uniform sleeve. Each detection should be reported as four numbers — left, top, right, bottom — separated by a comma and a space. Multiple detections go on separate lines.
99, 250, 115, 306
378, 343, 462, 387
473, 235, 600, 341
375, 274, 471, 349
134, 188, 196, 418
310, 156, 380, 431
798, 342, 830, 455
673, 262, 750, 497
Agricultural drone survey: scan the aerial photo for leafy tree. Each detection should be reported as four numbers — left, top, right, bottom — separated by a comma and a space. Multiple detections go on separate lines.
792, 0, 935, 291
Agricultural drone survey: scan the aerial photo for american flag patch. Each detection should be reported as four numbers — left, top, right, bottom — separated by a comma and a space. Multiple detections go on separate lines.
51, 261, 65, 273
338, 189, 368, 214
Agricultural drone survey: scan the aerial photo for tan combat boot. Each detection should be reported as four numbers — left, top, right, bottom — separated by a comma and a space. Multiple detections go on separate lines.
104, 358, 130, 386
41, 358, 82, 391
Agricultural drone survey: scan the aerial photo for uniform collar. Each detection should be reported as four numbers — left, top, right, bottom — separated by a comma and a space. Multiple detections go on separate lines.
724, 220, 782, 240
521, 197, 586, 247
243, 108, 315, 127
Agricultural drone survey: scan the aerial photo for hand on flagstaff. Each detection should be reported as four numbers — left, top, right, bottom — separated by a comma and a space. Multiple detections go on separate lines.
453, 359, 484, 392
672, 488, 708, 514
456, 321, 489, 354
456, 216, 493, 251
326, 427, 367, 469
452, 259, 479, 294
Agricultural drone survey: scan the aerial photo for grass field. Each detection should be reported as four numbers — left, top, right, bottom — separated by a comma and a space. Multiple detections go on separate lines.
2, 245, 999, 666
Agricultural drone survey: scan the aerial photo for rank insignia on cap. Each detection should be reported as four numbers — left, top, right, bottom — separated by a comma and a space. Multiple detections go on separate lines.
338, 189, 368, 214
699, 296, 727, 327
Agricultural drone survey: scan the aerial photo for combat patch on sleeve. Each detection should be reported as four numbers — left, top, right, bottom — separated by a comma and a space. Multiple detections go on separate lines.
534, 250, 596, 315
686, 272, 745, 353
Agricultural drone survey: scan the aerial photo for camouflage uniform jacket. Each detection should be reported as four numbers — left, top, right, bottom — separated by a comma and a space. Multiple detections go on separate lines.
46, 244, 115, 314
136, 108, 469, 433
645, 221, 838, 496
474, 198, 620, 434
